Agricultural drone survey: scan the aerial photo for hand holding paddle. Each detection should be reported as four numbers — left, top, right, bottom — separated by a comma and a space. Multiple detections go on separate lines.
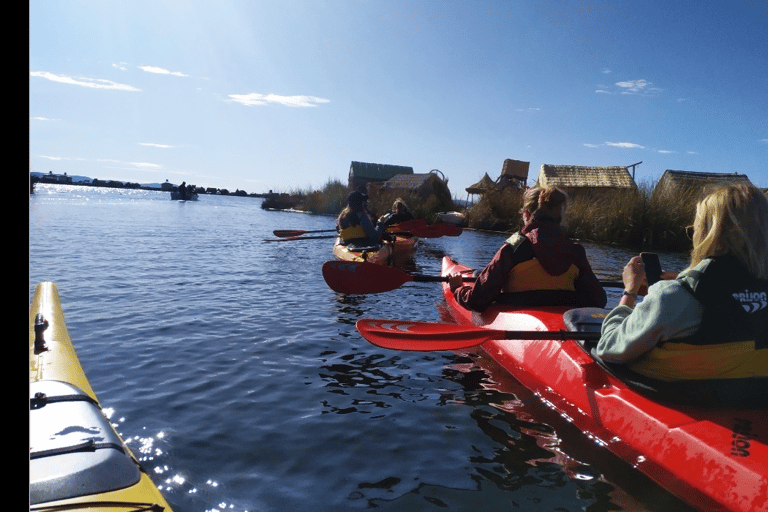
356, 318, 600, 351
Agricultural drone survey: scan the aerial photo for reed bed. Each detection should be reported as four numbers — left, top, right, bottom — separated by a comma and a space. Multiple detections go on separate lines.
268, 177, 733, 252
282, 178, 458, 222
466, 180, 701, 252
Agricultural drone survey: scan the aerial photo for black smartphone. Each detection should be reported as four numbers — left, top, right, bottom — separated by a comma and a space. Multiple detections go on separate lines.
641, 252, 662, 286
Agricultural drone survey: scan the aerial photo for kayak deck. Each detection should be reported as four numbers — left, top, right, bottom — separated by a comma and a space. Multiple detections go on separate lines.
29, 282, 174, 511
440, 256, 768, 512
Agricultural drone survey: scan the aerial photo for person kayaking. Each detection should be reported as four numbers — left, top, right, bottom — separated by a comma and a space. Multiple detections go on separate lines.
336, 191, 382, 247
596, 183, 768, 405
377, 198, 415, 230
448, 185, 607, 311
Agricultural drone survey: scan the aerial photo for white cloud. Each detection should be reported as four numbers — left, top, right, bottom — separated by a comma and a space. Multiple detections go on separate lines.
113, 62, 128, 71
657, 149, 675, 154
40, 155, 67, 160
140, 142, 175, 148
139, 65, 188, 77
229, 93, 330, 108
605, 141, 645, 149
615, 79, 661, 96
30, 71, 140, 91
130, 162, 162, 169
585, 142, 646, 149
30, 116, 55, 121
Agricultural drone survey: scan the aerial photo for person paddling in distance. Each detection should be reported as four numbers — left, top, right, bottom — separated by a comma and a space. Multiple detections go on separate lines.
336, 191, 383, 247
596, 183, 768, 406
448, 185, 607, 311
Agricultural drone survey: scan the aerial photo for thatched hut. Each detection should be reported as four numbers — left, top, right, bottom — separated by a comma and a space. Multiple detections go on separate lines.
465, 173, 497, 204
348, 161, 413, 192
366, 169, 455, 219
499, 159, 529, 189
653, 170, 751, 202
376, 170, 448, 199
536, 164, 637, 199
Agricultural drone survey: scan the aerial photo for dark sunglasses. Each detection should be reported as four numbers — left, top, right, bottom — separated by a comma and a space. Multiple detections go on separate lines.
685, 225, 695, 240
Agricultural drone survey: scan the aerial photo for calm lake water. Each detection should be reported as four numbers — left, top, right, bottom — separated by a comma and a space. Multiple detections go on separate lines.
29, 184, 693, 512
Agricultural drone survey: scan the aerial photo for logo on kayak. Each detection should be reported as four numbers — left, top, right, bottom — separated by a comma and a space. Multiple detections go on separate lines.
732, 290, 768, 313
731, 418, 753, 457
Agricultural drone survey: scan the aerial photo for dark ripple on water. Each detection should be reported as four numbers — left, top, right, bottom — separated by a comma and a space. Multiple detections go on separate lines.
30, 184, 694, 512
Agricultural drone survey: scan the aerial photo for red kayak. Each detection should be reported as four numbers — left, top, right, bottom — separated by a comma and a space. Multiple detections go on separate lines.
440, 256, 767, 512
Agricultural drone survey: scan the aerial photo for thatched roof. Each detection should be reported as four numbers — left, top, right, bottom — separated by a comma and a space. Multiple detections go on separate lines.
537, 164, 636, 189
349, 161, 413, 180
654, 170, 752, 199
657, 170, 751, 187
378, 171, 450, 200
382, 173, 435, 190
466, 173, 496, 194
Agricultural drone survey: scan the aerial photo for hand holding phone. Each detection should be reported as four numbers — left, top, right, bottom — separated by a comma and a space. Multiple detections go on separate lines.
641, 252, 662, 286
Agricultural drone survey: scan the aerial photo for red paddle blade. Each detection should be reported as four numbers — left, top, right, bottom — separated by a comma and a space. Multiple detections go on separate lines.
386, 219, 428, 233
322, 261, 412, 294
356, 319, 498, 351
273, 229, 305, 237
412, 223, 462, 238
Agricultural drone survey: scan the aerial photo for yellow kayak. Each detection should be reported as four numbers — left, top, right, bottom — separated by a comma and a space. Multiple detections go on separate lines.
332, 235, 418, 265
29, 282, 174, 512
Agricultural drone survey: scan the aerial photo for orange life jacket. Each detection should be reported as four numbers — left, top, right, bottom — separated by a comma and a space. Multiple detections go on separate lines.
501, 233, 580, 293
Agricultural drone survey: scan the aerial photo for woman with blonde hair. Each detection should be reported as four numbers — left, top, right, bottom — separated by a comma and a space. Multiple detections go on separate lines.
597, 182, 768, 406
448, 185, 607, 311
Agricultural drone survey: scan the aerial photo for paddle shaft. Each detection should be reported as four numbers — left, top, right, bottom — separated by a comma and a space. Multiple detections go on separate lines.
273, 229, 337, 237
392, 273, 623, 288
264, 235, 337, 242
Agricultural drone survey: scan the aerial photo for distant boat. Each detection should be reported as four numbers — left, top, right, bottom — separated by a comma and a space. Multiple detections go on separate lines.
171, 190, 198, 201
436, 211, 465, 225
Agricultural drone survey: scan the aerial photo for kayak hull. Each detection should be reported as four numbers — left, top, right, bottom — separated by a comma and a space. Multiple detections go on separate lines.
333, 235, 418, 265
29, 282, 174, 511
440, 256, 768, 512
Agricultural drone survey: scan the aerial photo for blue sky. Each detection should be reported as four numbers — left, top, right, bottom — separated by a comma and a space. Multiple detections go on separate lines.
30, 0, 768, 196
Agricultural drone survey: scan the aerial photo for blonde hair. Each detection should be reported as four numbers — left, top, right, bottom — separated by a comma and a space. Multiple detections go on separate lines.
689, 182, 768, 279
392, 198, 409, 213
522, 186, 567, 223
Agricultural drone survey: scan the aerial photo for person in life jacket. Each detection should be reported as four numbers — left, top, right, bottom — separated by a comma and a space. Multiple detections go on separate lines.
377, 198, 415, 231
597, 183, 768, 406
448, 186, 607, 311
336, 191, 382, 247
